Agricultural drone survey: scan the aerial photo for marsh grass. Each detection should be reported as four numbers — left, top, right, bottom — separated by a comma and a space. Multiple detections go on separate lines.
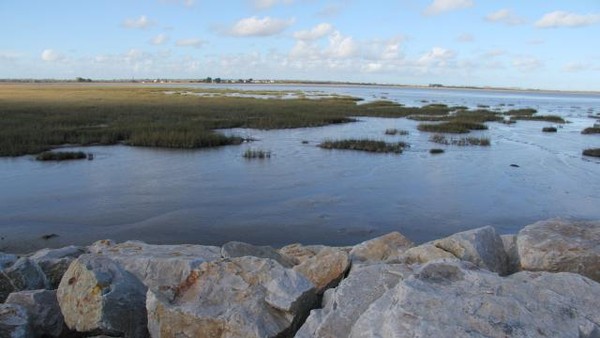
36, 151, 86, 161
581, 127, 600, 134
319, 139, 407, 153
542, 127, 558, 133
582, 148, 600, 157
418, 121, 488, 134
513, 115, 566, 123
429, 148, 444, 154
243, 149, 271, 159
430, 134, 490, 146
384, 128, 409, 136
506, 108, 537, 116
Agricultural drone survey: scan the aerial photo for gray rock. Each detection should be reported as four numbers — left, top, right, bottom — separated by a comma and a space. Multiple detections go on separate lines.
146, 256, 316, 338
349, 232, 414, 264
57, 254, 148, 337
278, 244, 331, 265
292, 247, 350, 294
0, 252, 17, 269
399, 243, 458, 265
517, 219, 600, 282
29, 245, 86, 288
501, 234, 520, 274
296, 263, 413, 338
0, 258, 48, 302
0, 304, 32, 338
5, 289, 66, 337
348, 260, 600, 338
89, 239, 221, 294
431, 226, 508, 274
221, 241, 295, 268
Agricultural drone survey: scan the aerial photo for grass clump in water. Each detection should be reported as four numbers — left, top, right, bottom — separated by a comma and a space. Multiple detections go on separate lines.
513, 115, 566, 123
429, 148, 444, 154
581, 127, 600, 134
243, 149, 271, 159
36, 151, 86, 161
582, 148, 600, 157
384, 128, 409, 136
542, 127, 557, 133
319, 139, 407, 153
429, 134, 490, 146
506, 108, 537, 116
418, 121, 488, 134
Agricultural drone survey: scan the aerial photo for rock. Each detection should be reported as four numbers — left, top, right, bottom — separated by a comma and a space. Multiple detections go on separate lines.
431, 226, 508, 274
292, 247, 350, 294
399, 243, 458, 265
0, 257, 48, 302
0, 252, 17, 269
517, 219, 600, 282
29, 245, 87, 288
349, 232, 414, 264
147, 256, 316, 338
222, 241, 295, 268
89, 239, 221, 293
501, 234, 520, 274
5, 289, 66, 337
348, 260, 600, 338
296, 263, 413, 338
0, 304, 32, 338
57, 254, 148, 337
279, 244, 332, 265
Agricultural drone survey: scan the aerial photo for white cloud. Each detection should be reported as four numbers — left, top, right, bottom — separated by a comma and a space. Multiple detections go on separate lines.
0, 51, 21, 61
293, 23, 333, 40
418, 47, 456, 67
423, 0, 473, 16
159, 0, 195, 7
512, 57, 542, 72
562, 62, 592, 73
251, 0, 293, 10
229, 16, 294, 37
176, 38, 205, 48
41, 49, 64, 62
484, 49, 505, 58
317, 4, 344, 18
535, 11, 600, 28
457, 33, 474, 42
326, 31, 358, 58
485, 9, 525, 25
122, 15, 154, 29
150, 34, 169, 45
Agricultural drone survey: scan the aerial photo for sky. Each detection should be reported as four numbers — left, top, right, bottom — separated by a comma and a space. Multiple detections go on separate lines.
1, 0, 599, 91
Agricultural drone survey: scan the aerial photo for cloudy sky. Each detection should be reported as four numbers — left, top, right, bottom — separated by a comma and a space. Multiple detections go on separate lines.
1, 0, 599, 90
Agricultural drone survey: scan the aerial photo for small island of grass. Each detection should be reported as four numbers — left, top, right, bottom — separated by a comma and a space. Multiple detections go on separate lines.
581, 127, 600, 134
36, 151, 87, 161
542, 127, 558, 133
384, 128, 409, 136
243, 149, 271, 159
417, 121, 488, 134
429, 134, 490, 146
582, 148, 600, 158
319, 139, 407, 153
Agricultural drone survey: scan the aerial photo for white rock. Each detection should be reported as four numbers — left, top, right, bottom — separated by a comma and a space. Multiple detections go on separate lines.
517, 219, 600, 282
30, 245, 86, 288
431, 226, 508, 274
290, 247, 350, 294
57, 254, 148, 337
6, 289, 66, 337
348, 260, 600, 337
349, 232, 414, 264
0, 304, 32, 338
221, 241, 295, 267
146, 256, 316, 338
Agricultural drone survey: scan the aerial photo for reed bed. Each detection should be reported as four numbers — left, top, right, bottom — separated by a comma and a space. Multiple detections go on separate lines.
581, 127, 600, 134
582, 148, 600, 157
429, 134, 491, 146
319, 139, 407, 153
36, 151, 86, 161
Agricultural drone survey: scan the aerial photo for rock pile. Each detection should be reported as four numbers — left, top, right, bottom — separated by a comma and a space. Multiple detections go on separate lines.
0, 218, 598, 337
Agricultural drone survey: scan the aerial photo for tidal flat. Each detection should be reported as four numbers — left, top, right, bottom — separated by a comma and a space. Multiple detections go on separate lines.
0, 83, 599, 253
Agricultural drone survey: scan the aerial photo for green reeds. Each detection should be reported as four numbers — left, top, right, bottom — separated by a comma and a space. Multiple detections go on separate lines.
384, 128, 409, 136
429, 134, 490, 146
319, 139, 407, 153
581, 127, 600, 134
542, 127, 558, 133
582, 148, 600, 157
243, 149, 271, 159
36, 151, 86, 161
418, 121, 488, 134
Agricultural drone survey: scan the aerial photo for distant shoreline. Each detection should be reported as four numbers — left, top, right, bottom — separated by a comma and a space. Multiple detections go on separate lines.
1, 79, 599, 96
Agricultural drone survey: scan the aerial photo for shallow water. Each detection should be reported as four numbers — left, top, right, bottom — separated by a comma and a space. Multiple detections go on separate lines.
1, 85, 599, 253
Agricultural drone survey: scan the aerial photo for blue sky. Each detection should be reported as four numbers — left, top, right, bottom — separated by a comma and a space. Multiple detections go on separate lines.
1, 0, 599, 90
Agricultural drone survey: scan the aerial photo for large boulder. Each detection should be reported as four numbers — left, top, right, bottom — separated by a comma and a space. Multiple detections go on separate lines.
29, 245, 87, 288
349, 232, 414, 264
296, 263, 413, 338
146, 256, 317, 338
0, 258, 48, 302
431, 226, 508, 274
517, 219, 600, 282
5, 289, 66, 337
348, 260, 600, 337
89, 239, 221, 294
221, 241, 295, 268
279, 244, 338, 266
292, 247, 350, 294
57, 254, 148, 337
0, 304, 32, 338
399, 243, 458, 265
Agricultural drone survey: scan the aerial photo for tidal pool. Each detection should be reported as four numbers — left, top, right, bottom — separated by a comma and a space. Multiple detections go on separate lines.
1, 85, 599, 253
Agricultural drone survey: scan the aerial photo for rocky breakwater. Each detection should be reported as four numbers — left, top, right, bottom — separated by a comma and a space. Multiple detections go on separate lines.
0, 218, 598, 337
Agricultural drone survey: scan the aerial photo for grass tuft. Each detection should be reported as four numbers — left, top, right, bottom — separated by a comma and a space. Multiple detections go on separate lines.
36, 151, 87, 161
384, 128, 409, 136
430, 134, 490, 146
429, 148, 444, 154
243, 149, 271, 159
581, 127, 600, 134
582, 148, 600, 157
418, 121, 488, 134
319, 139, 407, 153
542, 127, 557, 133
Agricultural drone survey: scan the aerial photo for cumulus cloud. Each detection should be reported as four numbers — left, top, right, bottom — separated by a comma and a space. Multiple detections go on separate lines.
293, 23, 333, 40
228, 16, 294, 37
122, 15, 154, 29
150, 34, 169, 45
485, 9, 526, 25
41, 49, 64, 62
175, 38, 205, 48
326, 31, 358, 58
562, 62, 591, 73
512, 57, 542, 72
535, 11, 600, 28
251, 0, 293, 10
423, 0, 473, 16
418, 47, 456, 67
